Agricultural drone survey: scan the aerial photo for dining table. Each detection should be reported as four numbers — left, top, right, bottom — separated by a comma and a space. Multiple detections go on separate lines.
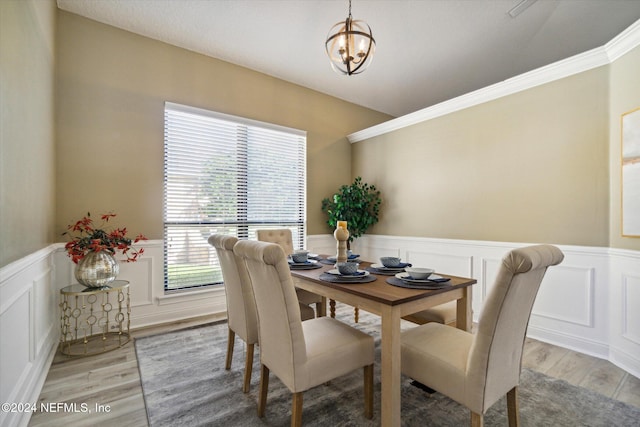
290, 256, 476, 427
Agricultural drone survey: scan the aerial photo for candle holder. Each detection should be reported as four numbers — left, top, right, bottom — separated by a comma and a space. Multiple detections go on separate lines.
334, 223, 350, 263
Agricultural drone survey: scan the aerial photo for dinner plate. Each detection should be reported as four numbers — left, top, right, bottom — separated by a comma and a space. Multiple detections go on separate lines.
395, 272, 448, 284
371, 263, 407, 271
327, 269, 370, 278
287, 259, 318, 266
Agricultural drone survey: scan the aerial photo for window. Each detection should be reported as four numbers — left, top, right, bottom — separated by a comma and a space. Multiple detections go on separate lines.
163, 102, 306, 290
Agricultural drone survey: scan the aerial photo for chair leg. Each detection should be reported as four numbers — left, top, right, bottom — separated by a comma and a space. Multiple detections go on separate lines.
363, 364, 374, 419
242, 343, 254, 393
354, 307, 359, 323
471, 411, 483, 427
291, 392, 303, 427
507, 386, 520, 427
329, 299, 336, 318
258, 364, 269, 418
225, 328, 235, 370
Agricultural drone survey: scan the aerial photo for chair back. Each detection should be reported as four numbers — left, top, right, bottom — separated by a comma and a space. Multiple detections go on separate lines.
466, 244, 564, 413
208, 234, 258, 344
234, 240, 306, 387
256, 229, 295, 256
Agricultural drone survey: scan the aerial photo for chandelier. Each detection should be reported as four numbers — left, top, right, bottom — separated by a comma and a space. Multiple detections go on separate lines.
325, 0, 376, 76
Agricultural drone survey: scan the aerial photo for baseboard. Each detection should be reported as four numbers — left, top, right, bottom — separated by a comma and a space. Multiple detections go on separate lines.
610, 346, 640, 380
527, 324, 610, 360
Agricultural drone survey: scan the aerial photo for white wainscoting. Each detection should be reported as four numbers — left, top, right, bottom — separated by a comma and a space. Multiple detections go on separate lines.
1, 235, 638, 427
0, 246, 58, 427
308, 234, 640, 378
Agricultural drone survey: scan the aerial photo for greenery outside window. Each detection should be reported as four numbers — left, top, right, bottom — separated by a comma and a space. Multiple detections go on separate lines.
163, 102, 306, 290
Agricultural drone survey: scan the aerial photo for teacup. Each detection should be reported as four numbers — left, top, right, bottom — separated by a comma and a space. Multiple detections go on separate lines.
291, 250, 309, 263
380, 256, 402, 267
336, 261, 359, 275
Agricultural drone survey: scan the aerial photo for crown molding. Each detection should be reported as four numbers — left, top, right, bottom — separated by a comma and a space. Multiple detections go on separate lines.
606, 18, 640, 62
349, 19, 640, 144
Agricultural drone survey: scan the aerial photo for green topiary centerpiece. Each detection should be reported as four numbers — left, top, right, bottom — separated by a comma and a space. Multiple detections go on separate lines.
321, 177, 381, 249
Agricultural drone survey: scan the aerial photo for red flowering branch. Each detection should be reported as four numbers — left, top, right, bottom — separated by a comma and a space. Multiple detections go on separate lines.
62, 212, 147, 264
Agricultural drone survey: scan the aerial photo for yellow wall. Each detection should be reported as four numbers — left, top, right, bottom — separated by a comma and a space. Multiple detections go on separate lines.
353, 67, 612, 246
609, 46, 640, 250
54, 11, 392, 241
0, 0, 57, 267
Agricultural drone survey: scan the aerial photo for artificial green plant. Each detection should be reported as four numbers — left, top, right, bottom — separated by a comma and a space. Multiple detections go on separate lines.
321, 177, 382, 249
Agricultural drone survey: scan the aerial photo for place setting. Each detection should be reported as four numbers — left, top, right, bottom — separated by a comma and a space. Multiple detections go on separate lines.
366, 256, 412, 275
322, 250, 361, 265
287, 250, 322, 270
319, 261, 376, 284
386, 266, 451, 290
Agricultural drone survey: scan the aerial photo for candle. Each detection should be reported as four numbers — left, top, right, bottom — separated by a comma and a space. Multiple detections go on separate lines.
337, 221, 347, 229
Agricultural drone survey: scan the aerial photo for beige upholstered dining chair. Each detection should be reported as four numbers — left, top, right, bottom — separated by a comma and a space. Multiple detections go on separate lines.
401, 244, 564, 427
256, 229, 324, 316
233, 239, 375, 427
208, 234, 314, 393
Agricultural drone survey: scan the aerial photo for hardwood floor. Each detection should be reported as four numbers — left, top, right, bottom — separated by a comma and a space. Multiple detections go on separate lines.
28, 309, 639, 427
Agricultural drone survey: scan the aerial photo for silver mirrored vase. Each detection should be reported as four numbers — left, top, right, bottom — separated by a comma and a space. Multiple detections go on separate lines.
75, 250, 119, 288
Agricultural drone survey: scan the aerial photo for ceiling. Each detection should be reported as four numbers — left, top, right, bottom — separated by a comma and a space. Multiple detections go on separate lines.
56, 0, 640, 118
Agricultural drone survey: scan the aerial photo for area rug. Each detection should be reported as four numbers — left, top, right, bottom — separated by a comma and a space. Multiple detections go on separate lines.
135, 309, 640, 426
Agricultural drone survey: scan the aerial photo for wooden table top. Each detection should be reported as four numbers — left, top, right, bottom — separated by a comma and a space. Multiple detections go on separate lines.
291, 258, 476, 306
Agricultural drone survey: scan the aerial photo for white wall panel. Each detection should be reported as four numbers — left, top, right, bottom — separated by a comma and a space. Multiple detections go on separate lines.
33, 267, 56, 357
0, 291, 31, 402
533, 265, 595, 327
621, 274, 640, 344
0, 247, 58, 427
120, 256, 154, 307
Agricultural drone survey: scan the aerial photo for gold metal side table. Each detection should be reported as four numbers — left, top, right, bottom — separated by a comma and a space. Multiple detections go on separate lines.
59, 280, 131, 356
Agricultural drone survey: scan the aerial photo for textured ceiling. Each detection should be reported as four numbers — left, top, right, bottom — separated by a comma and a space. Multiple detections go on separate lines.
56, 0, 640, 117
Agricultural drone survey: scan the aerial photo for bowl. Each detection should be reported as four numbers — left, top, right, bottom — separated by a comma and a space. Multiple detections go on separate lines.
336, 261, 359, 275
405, 267, 435, 280
380, 257, 402, 267
291, 250, 309, 263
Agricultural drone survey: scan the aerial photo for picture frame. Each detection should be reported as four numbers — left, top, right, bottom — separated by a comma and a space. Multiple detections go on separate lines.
622, 107, 640, 237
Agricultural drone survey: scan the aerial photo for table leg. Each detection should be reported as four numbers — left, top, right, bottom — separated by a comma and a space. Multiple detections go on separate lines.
318, 297, 327, 317
380, 305, 402, 427
456, 285, 473, 331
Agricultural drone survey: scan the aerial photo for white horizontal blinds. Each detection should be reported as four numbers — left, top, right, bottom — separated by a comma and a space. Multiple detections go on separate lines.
164, 102, 306, 290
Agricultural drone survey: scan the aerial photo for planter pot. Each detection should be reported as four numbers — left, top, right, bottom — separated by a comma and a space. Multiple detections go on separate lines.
75, 251, 119, 288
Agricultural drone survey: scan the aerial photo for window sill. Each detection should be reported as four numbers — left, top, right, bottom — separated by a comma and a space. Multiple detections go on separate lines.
156, 286, 224, 306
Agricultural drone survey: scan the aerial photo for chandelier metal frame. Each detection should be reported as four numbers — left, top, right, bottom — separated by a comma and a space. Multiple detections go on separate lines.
325, 0, 376, 76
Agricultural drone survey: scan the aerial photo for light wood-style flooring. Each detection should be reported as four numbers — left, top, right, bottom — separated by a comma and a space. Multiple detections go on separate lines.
29, 309, 640, 427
